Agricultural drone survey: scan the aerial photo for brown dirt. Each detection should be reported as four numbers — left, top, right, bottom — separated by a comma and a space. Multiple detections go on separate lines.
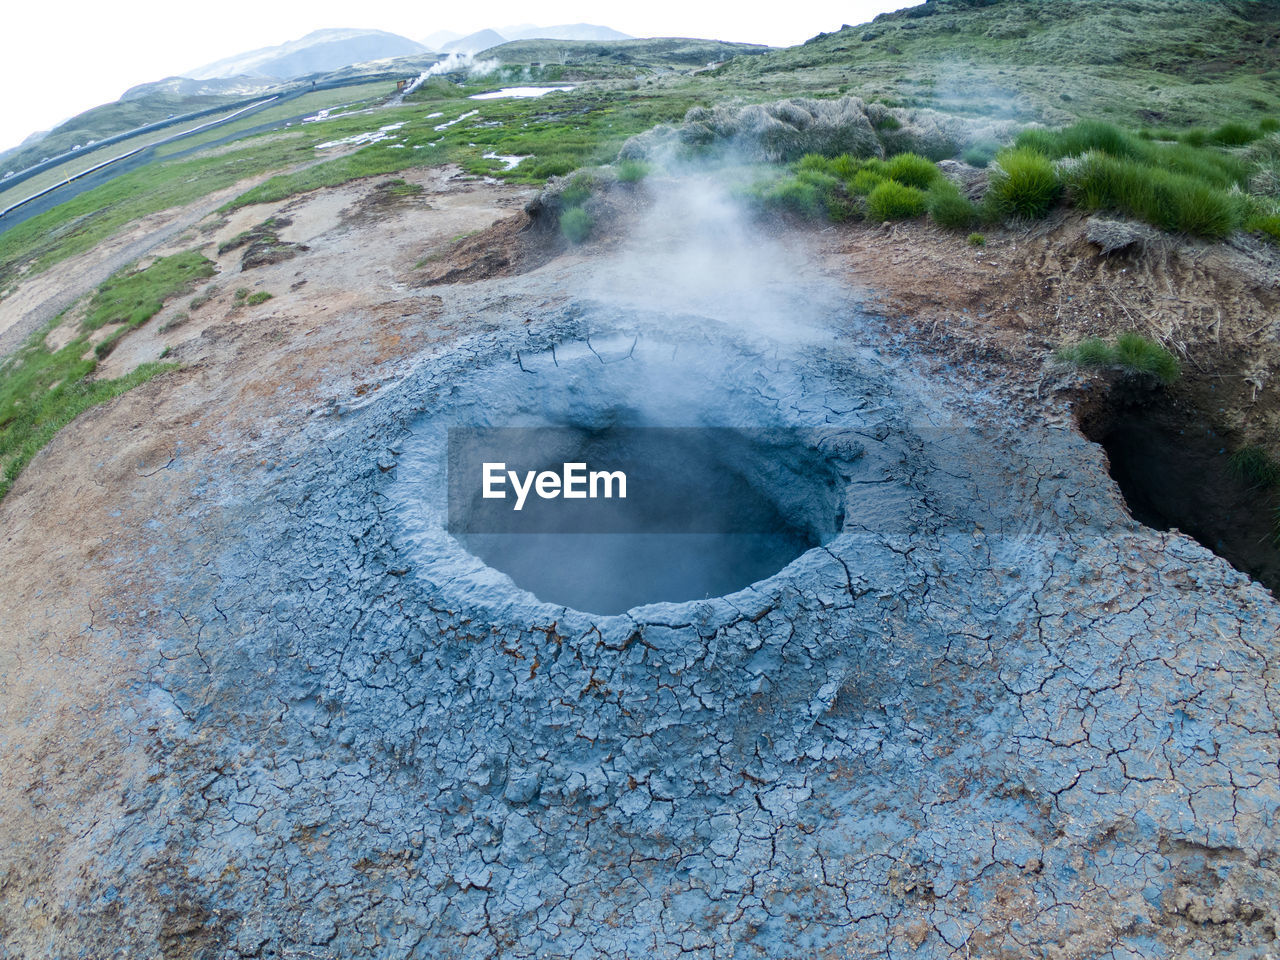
817, 212, 1280, 455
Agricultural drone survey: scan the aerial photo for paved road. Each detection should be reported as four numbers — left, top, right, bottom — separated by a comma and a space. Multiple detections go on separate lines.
0, 74, 404, 237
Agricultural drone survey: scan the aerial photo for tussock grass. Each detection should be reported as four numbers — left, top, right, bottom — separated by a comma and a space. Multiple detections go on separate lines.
1229, 446, 1280, 488
749, 151, 943, 223
560, 207, 593, 243
1062, 151, 1242, 237
848, 167, 887, 195
1056, 332, 1180, 384
883, 152, 939, 189
986, 147, 1061, 218
926, 179, 977, 229
1248, 213, 1280, 243
962, 140, 1000, 168
1209, 121, 1262, 147
866, 180, 927, 221
616, 159, 651, 182
1016, 120, 1250, 189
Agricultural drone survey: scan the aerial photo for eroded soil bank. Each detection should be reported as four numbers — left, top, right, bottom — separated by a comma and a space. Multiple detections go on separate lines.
1, 170, 1278, 959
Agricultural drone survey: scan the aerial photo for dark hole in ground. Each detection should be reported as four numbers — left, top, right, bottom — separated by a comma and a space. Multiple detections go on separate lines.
1084, 392, 1280, 596
453, 423, 843, 615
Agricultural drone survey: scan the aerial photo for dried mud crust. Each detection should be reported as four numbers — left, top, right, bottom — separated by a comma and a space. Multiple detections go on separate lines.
0, 174, 1279, 959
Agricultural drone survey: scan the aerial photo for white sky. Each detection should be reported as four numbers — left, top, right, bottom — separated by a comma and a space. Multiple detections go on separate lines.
1, 0, 907, 155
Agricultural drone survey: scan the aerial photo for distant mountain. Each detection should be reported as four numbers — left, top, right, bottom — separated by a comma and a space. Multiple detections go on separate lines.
438, 24, 632, 53
422, 29, 463, 50
186, 28, 426, 80
441, 29, 508, 53
121, 76, 279, 102
503, 23, 632, 42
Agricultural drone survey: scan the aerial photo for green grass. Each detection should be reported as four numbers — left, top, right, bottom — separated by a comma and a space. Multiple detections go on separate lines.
246, 291, 273, 305
0, 135, 314, 291
560, 172, 595, 208
987, 147, 1061, 218
1208, 121, 1262, 147
0, 353, 178, 500
849, 167, 887, 195
1056, 332, 1180, 384
866, 180, 927, 221
221, 86, 701, 210
962, 141, 1000, 168
750, 152, 945, 223
560, 207, 593, 243
0, 250, 214, 496
883, 153, 939, 190
1015, 120, 1250, 189
1248, 213, 1280, 244
383, 178, 424, 197
1229, 446, 1280, 488
968, 232, 986, 246
1063, 151, 1242, 237
926, 179, 977, 229
1008, 118, 1258, 237
83, 250, 215, 331
616, 159, 652, 183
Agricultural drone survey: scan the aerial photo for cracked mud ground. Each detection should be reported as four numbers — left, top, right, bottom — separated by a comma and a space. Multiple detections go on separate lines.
1, 172, 1279, 959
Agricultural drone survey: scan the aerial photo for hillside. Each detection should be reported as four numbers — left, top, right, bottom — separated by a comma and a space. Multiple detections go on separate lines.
719, 0, 1280, 126
484, 36, 772, 69
0, 89, 249, 175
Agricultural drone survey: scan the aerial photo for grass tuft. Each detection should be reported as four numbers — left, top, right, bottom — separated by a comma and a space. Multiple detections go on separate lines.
987, 147, 1061, 218
926, 179, 976, 229
1229, 446, 1280, 488
1248, 212, 1280, 243
961, 140, 1000, 168
1063, 151, 1242, 237
866, 180, 927, 221
1056, 332, 1180, 384
883, 152, 939, 190
560, 207, 593, 243
84, 251, 216, 332
616, 159, 652, 183
0, 253, 206, 498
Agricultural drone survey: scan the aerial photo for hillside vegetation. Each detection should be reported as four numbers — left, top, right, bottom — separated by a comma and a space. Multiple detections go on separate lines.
484, 37, 772, 74
718, 0, 1279, 127
4, 0, 1279, 292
